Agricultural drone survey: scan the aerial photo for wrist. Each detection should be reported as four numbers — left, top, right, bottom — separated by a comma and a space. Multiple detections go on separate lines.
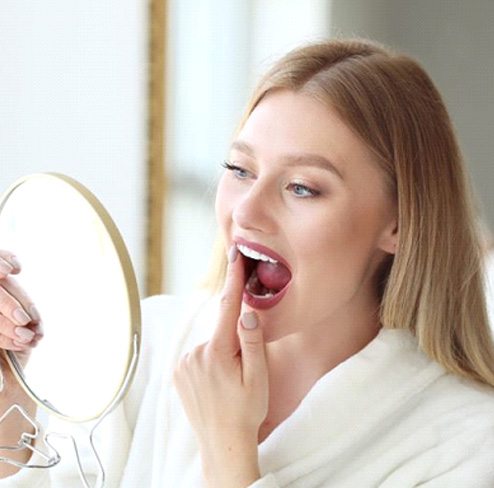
200, 431, 261, 488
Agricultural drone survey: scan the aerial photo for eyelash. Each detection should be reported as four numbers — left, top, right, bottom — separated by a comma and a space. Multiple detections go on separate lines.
222, 161, 250, 179
286, 182, 320, 198
221, 161, 321, 198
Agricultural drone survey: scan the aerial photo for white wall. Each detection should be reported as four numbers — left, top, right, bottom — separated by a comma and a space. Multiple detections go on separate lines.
331, 0, 494, 232
0, 0, 148, 293
250, 0, 331, 80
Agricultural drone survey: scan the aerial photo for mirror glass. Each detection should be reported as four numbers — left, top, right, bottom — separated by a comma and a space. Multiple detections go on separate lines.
0, 173, 140, 422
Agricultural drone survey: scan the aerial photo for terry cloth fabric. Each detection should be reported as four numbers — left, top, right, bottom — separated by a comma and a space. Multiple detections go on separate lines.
2, 293, 494, 487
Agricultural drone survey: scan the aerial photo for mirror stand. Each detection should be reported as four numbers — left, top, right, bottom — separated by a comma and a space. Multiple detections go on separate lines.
0, 403, 61, 469
0, 333, 139, 488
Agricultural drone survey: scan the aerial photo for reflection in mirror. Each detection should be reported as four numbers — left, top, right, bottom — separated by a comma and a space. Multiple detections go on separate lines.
0, 173, 140, 422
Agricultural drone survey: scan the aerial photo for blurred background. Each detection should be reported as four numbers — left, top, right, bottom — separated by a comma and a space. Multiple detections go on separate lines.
1, 0, 493, 298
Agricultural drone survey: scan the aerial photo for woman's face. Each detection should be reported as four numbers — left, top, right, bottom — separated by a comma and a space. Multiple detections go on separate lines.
215, 89, 397, 341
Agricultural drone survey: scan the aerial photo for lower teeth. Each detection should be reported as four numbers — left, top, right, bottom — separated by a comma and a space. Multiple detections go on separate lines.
252, 291, 274, 299
246, 270, 276, 299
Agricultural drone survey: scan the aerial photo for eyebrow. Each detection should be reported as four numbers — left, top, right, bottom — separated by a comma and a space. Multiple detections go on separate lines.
230, 140, 344, 181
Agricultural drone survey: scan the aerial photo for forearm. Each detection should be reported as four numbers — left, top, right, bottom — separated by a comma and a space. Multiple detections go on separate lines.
0, 367, 37, 478
200, 431, 261, 488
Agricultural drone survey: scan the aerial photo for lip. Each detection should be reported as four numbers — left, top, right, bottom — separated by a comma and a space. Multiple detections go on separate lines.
233, 236, 292, 310
242, 284, 290, 310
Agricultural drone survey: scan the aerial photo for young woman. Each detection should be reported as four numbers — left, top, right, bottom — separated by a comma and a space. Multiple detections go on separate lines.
1, 38, 494, 487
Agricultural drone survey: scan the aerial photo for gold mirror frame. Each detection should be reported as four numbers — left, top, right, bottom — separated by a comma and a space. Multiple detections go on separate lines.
147, 0, 166, 295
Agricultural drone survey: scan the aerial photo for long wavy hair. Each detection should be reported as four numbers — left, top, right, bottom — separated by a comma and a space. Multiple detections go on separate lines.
206, 38, 494, 387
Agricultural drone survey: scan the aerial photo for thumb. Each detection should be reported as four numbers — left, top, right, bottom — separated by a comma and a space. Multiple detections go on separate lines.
238, 312, 268, 388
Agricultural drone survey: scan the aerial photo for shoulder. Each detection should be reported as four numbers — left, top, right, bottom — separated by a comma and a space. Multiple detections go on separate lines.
422, 370, 494, 429
392, 326, 494, 421
408, 376, 494, 486
364, 330, 494, 483
376, 328, 494, 407
396, 337, 494, 471
365, 329, 494, 442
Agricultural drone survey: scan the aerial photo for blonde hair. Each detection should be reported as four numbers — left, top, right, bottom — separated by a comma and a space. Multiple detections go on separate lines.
207, 38, 494, 387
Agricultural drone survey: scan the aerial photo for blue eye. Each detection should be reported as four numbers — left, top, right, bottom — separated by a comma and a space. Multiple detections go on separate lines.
222, 161, 250, 179
288, 183, 319, 198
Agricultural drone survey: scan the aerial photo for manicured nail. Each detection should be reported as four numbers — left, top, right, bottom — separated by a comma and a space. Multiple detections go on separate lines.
12, 308, 31, 325
13, 340, 28, 348
9, 256, 21, 270
29, 305, 41, 323
34, 323, 44, 340
242, 311, 258, 330
0, 259, 13, 275
15, 327, 35, 343
228, 245, 239, 263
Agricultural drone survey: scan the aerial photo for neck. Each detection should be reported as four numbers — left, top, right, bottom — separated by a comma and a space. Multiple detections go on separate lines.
266, 303, 382, 380
257, 301, 381, 443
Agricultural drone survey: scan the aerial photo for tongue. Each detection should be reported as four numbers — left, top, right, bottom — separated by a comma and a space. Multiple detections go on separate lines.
256, 261, 291, 291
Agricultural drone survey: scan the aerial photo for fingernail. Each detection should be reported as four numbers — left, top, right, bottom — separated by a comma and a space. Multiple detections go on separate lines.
29, 305, 41, 323
13, 340, 28, 348
15, 327, 35, 343
9, 256, 21, 269
228, 245, 238, 263
242, 311, 258, 329
33, 322, 44, 338
0, 259, 13, 275
12, 308, 31, 325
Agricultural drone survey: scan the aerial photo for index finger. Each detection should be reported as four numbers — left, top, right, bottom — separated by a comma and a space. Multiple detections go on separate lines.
209, 245, 245, 351
0, 251, 21, 279
1, 276, 41, 324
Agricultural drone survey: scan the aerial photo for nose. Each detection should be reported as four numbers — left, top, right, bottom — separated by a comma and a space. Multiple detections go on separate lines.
232, 182, 277, 235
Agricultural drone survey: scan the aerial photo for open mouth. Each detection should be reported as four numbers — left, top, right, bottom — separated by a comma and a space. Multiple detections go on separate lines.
236, 241, 292, 310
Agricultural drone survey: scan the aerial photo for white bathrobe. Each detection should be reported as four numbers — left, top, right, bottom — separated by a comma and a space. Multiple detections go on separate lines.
2, 293, 494, 487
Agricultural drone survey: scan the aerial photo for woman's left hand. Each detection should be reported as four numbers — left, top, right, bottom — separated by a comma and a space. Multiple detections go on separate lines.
173, 246, 269, 488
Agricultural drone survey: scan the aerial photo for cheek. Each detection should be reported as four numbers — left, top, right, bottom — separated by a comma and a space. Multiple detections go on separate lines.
292, 204, 375, 279
289, 205, 356, 256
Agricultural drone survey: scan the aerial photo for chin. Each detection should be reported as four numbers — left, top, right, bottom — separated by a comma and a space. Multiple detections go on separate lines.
261, 327, 282, 343
249, 307, 297, 343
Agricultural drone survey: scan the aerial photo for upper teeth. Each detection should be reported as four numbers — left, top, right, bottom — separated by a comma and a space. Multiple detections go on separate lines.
237, 244, 278, 264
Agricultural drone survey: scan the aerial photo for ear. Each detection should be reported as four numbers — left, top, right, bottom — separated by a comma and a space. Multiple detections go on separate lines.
378, 218, 398, 255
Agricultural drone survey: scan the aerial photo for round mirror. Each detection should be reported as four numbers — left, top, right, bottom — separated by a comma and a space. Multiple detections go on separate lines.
0, 173, 140, 422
